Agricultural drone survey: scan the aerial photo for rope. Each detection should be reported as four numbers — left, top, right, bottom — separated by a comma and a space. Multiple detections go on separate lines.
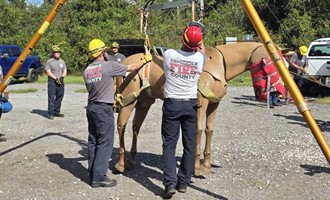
141, 0, 159, 56
290, 71, 330, 89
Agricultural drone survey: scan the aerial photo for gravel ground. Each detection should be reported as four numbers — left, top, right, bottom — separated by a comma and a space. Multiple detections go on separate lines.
0, 83, 329, 200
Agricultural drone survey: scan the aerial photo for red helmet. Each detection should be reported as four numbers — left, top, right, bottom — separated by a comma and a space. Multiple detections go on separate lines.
181, 26, 203, 50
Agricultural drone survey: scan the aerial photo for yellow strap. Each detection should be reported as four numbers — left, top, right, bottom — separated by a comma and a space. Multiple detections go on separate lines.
120, 91, 139, 107
117, 83, 151, 107
197, 80, 222, 103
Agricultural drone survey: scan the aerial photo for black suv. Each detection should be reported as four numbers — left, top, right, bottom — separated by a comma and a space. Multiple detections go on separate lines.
112, 39, 167, 57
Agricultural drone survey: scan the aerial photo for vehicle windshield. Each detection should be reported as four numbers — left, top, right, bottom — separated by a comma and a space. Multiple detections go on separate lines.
308, 45, 330, 56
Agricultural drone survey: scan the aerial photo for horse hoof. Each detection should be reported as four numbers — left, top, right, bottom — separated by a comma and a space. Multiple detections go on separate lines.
125, 160, 135, 170
194, 169, 201, 176
201, 165, 211, 174
115, 163, 125, 173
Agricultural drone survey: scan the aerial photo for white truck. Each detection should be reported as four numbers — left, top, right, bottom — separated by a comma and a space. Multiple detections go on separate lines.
303, 38, 330, 95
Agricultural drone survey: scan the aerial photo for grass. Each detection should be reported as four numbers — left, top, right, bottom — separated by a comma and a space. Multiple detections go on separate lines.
75, 87, 87, 93
40, 74, 86, 93
7, 73, 330, 104
228, 72, 252, 86
38, 74, 84, 84
316, 96, 330, 104
7, 88, 38, 93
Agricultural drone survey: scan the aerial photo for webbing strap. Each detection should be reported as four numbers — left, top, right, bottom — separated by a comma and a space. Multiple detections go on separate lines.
252, 71, 278, 82
197, 80, 222, 103
257, 79, 282, 92
249, 61, 273, 73
142, 62, 150, 82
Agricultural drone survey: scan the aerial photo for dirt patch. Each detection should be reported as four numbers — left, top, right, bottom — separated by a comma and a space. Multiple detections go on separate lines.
0, 83, 329, 200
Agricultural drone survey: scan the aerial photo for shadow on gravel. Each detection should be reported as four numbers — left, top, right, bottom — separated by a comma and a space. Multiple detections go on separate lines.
274, 114, 330, 132
231, 95, 266, 107
230, 100, 265, 108
300, 164, 330, 175
110, 151, 227, 199
0, 132, 73, 157
0, 132, 90, 184
46, 153, 89, 183
45, 133, 89, 184
233, 95, 256, 101
31, 109, 49, 118
189, 184, 228, 200
110, 150, 164, 197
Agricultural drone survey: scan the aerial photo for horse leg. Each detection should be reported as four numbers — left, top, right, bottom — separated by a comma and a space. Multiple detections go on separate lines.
194, 95, 209, 176
201, 102, 219, 173
115, 102, 137, 173
126, 96, 155, 170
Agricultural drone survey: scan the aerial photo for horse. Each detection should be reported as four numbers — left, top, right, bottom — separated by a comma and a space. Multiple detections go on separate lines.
114, 42, 285, 176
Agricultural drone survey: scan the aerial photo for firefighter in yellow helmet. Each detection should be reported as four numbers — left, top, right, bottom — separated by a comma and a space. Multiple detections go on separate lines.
108, 41, 126, 63
83, 39, 152, 188
45, 45, 67, 120
288, 45, 308, 91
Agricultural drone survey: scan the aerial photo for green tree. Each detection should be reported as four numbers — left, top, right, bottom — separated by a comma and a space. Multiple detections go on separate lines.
0, 0, 328, 73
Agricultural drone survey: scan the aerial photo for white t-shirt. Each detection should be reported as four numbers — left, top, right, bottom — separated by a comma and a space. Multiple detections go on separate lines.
163, 49, 205, 99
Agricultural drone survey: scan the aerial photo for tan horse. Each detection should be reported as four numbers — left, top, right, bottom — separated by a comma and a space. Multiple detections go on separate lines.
115, 42, 276, 175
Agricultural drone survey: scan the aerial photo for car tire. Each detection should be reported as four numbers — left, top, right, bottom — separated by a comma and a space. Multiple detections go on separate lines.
26, 68, 38, 82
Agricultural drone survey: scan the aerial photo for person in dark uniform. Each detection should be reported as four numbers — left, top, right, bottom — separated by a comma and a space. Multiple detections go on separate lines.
107, 41, 126, 113
83, 38, 151, 188
161, 23, 206, 199
107, 41, 126, 63
45, 45, 67, 120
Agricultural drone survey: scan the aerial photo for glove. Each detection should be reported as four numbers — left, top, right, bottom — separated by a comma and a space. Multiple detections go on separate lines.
303, 68, 308, 74
143, 53, 152, 64
188, 21, 205, 35
55, 77, 62, 85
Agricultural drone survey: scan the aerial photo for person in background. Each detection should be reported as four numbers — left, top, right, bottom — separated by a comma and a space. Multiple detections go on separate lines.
283, 50, 295, 67
45, 45, 67, 120
161, 23, 206, 199
107, 41, 127, 112
0, 65, 5, 142
289, 46, 308, 91
268, 86, 281, 108
0, 65, 12, 142
107, 41, 126, 63
84, 39, 151, 188
283, 50, 295, 104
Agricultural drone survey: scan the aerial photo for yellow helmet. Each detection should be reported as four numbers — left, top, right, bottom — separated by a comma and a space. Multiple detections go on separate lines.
111, 41, 119, 48
299, 46, 307, 56
52, 45, 61, 53
88, 39, 109, 58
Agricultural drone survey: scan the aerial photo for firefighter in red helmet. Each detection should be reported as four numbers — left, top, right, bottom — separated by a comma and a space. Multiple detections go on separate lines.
161, 22, 206, 199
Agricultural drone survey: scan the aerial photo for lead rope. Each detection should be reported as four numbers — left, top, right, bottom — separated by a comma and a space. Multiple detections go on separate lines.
141, 1, 154, 88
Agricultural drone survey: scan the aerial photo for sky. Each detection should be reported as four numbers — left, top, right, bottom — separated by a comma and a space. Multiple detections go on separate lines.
25, 0, 43, 5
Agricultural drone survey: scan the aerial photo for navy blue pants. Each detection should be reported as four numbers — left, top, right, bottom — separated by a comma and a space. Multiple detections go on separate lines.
269, 92, 279, 105
294, 77, 304, 90
161, 98, 197, 187
86, 101, 114, 182
47, 80, 64, 115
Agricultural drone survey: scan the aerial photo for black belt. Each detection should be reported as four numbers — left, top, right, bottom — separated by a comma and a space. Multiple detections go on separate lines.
89, 101, 113, 106
164, 98, 197, 102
